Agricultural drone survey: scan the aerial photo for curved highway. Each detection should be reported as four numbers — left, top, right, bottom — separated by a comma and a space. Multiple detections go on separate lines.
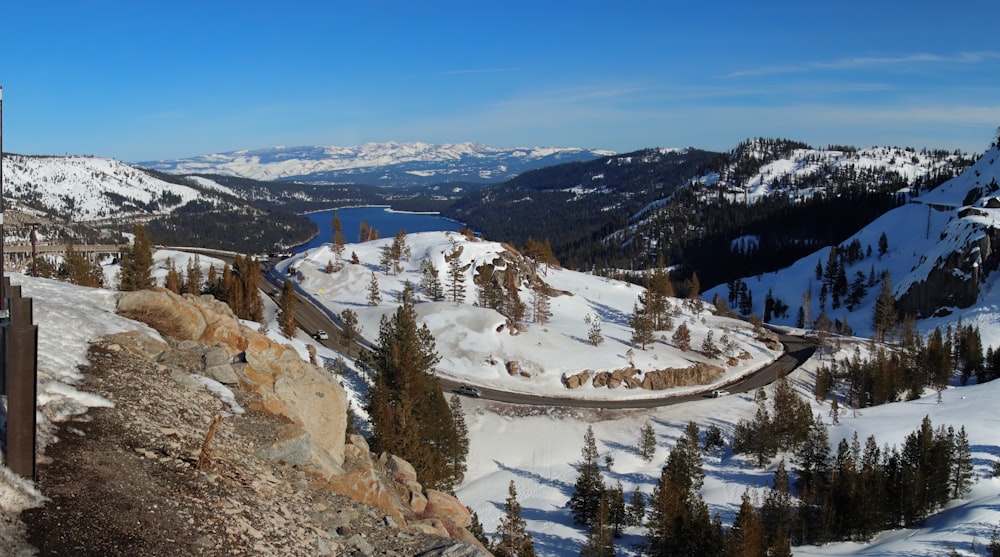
179, 249, 817, 410
277, 262, 817, 409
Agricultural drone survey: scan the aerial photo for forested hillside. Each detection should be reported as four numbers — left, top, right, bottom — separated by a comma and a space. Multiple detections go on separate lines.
447, 139, 976, 288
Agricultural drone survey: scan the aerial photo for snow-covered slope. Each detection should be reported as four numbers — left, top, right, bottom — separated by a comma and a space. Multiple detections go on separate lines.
704, 145, 1000, 346
139, 141, 614, 186
2, 154, 238, 222
690, 139, 969, 206
279, 231, 780, 398
11, 237, 1000, 557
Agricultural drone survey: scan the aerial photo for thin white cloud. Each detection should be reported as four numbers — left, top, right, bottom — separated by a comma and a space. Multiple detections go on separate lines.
725, 51, 1000, 78
435, 68, 518, 77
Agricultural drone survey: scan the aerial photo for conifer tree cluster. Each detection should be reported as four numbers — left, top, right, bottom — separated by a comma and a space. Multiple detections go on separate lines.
473, 262, 526, 325
278, 279, 297, 338
119, 223, 155, 292
360, 299, 468, 491
726, 379, 976, 547
58, 242, 105, 287
815, 320, 998, 409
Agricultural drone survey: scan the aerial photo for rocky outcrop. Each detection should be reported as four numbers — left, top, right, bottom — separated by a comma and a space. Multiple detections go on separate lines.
321, 436, 489, 553
897, 222, 1000, 318
119, 289, 348, 477
562, 370, 590, 389
641, 363, 724, 390
116, 288, 485, 549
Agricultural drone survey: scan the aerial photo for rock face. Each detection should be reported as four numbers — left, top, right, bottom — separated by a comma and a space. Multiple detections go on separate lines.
641, 363, 724, 390
119, 288, 347, 476
897, 222, 1000, 317
116, 288, 486, 548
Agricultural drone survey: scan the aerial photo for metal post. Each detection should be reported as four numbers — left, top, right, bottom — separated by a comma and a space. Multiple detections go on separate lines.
6, 292, 37, 480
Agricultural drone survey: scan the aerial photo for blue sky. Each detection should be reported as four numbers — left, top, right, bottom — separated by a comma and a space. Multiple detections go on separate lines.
2, 0, 999, 161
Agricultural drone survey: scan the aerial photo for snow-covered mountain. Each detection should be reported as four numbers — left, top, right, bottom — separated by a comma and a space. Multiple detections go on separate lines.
138, 141, 614, 186
1, 154, 239, 222
685, 138, 969, 206
704, 143, 1000, 345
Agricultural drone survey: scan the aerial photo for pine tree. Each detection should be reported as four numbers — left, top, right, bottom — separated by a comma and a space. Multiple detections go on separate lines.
420, 259, 444, 301
60, 241, 103, 287
493, 481, 536, 557
119, 223, 154, 291
608, 480, 627, 537
878, 231, 889, 257
184, 254, 203, 294
620, 485, 643, 527
638, 421, 657, 462
503, 266, 525, 323
688, 272, 701, 301
532, 282, 552, 324
872, 272, 897, 342
701, 330, 720, 359
950, 426, 974, 499
468, 508, 491, 549
579, 493, 615, 557
447, 239, 467, 303
671, 322, 691, 352
367, 272, 382, 306
447, 394, 470, 488
331, 210, 346, 265
278, 279, 297, 338
361, 299, 459, 490
725, 491, 767, 557
163, 258, 182, 293
630, 301, 654, 350
339, 309, 360, 354
569, 426, 605, 528
585, 314, 604, 346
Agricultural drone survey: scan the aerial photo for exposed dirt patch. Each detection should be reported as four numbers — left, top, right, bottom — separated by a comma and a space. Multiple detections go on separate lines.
21, 337, 464, 556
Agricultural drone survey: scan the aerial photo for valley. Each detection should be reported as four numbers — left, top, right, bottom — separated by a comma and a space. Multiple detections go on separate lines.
4, 135, 1000, 557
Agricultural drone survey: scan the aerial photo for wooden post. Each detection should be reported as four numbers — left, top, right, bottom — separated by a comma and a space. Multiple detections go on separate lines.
5, 292, 37, 480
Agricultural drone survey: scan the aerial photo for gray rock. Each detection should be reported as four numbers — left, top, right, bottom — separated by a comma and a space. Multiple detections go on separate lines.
347, 534, 374, 556
203, 363, 240, 385
203, 346, 231, 368
169, 370, 205, 392
416, 542, 492, 557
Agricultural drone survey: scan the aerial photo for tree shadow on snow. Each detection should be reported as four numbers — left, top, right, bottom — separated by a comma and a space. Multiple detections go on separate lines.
493, 460, 574, 497
588, 300, 631, 327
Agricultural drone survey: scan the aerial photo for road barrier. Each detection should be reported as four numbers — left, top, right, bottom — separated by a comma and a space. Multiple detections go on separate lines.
0, 276, 38, 480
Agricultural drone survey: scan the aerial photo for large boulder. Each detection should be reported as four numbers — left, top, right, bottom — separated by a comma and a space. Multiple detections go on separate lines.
117, 288, 347, 476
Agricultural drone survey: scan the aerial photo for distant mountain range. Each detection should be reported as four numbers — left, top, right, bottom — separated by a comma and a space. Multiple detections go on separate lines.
137, 142, 614, 187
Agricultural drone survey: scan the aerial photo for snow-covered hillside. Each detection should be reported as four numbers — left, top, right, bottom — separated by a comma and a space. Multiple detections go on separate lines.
278, 231, 780, 398
1, 154, 238, 222
691, 139, 970, 206
8, 235, 1000, 556
139, 141, 614, 186
705, 145, 1000, 348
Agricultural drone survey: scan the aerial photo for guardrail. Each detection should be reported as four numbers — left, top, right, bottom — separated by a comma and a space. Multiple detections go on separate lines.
0, 276, 38, 480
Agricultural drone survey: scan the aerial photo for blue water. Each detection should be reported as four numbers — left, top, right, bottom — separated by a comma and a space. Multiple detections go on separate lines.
294, 206, 465, 253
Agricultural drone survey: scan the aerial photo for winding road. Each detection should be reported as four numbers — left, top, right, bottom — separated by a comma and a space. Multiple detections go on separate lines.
267, 257, 817, 409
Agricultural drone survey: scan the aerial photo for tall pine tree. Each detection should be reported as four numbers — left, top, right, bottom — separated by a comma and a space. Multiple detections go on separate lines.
361, 299, 464, 490
569, 426, 606, 528
494, 481, 536, 557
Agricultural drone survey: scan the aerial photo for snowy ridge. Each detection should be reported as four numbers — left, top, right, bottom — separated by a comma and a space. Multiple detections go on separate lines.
694, 142, 969, 205
139, 141, 614, 186
2, 154, 238, 222
704, 145, 1000, 346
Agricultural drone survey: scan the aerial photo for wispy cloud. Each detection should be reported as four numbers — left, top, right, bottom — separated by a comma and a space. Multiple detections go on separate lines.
435, 68, 518, 77
725, 51, 1000, 78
